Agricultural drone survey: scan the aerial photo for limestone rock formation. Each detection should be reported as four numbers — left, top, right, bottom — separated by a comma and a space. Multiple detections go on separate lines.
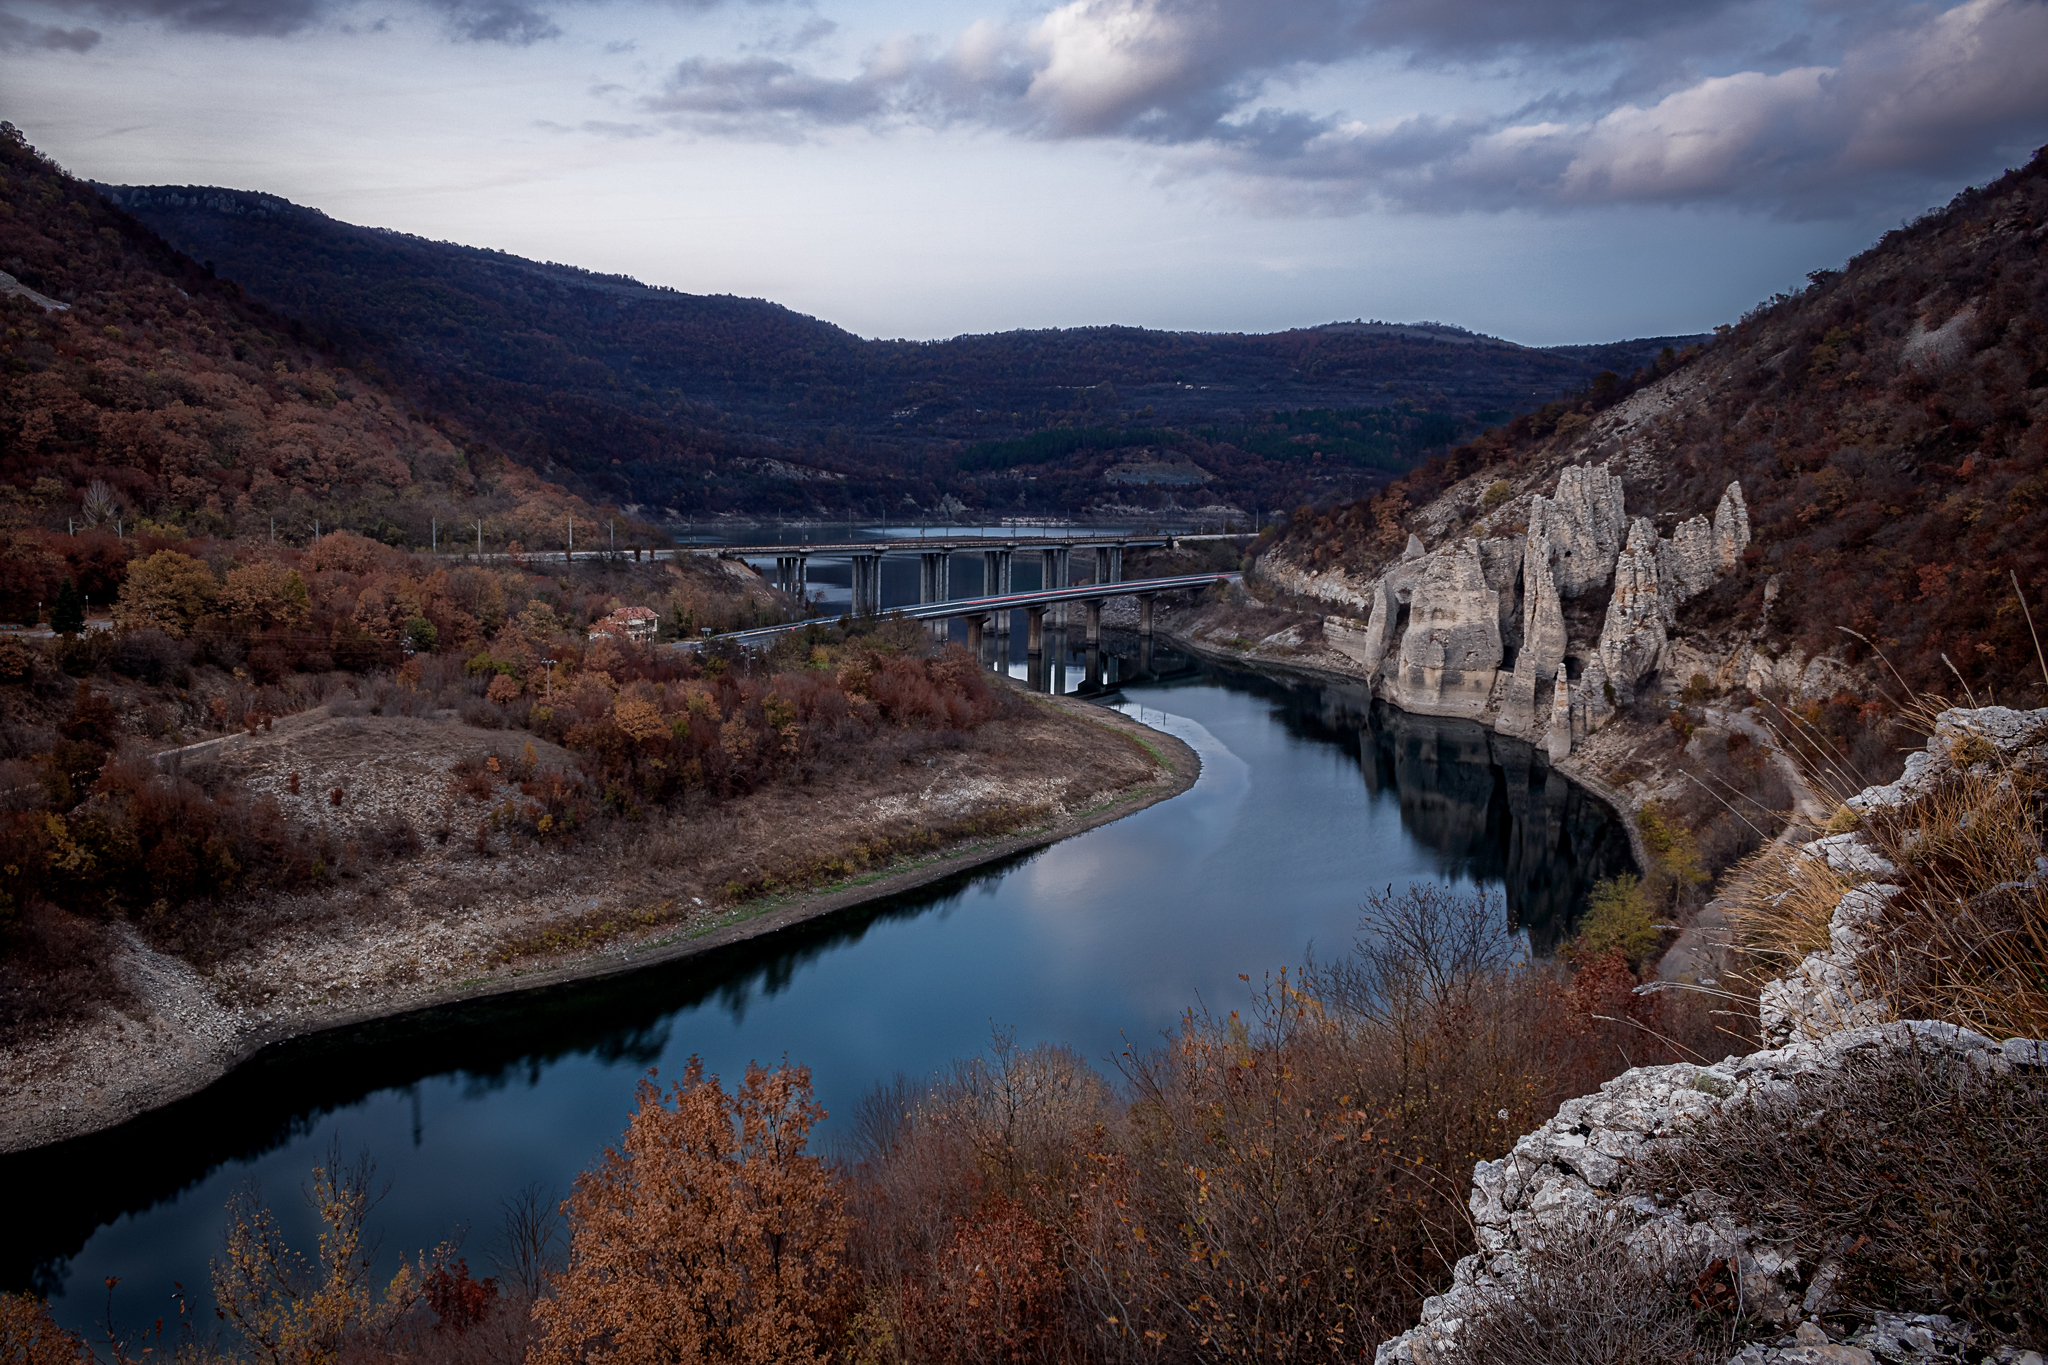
1497, 532, 1567, 738
1528, 463, 1628, 597
1330, 465, 1749, 756
1390, 539, 1504, 719
1712, 481, 1751, 571
1598, 517, 1668, 700
1374, 1021, 2044, 1365
1658, 511, 1719, 614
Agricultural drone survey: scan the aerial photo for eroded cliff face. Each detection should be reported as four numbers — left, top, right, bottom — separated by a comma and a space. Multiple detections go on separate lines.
1276, 462, 1751, 759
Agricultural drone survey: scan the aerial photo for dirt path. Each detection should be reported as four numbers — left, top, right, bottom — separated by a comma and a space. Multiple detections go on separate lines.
0, 692, 1198, 1155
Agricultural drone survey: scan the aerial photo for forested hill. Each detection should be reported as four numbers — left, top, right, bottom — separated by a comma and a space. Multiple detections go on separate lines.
0, 125, 609, 617
102, 183, 1701, 518
1270, 146, 2048, 700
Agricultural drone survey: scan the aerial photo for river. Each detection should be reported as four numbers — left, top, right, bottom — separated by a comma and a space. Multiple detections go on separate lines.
2, 640, 1630, 1340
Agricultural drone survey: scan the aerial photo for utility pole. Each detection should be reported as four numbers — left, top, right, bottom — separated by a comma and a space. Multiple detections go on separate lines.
567, 518, 573, 565
432, 517, 437, 553
477, 519, 483, 557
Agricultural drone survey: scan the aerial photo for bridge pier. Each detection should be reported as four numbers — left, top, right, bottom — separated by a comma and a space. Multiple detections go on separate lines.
849, 552, 882, 616
771, 554, 810, 600
1039, 547, 1069, 625
1083, 598, 1103, 646
919, 551, 951, 637
1025, 605, 1044, 656
981, 548, 1012, 597
1137, 593, 1156, 637
1094, 545, 1123, 586
966, 613, 985, 660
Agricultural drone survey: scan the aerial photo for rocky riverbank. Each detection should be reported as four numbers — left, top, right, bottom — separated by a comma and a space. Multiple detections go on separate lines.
0, 687, 1197, 1155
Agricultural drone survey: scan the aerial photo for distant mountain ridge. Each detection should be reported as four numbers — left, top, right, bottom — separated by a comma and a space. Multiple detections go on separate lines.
103, 183, 1705, 518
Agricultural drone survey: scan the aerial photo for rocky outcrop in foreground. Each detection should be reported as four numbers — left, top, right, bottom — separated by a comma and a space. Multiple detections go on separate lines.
1376, 707, 2048, 1365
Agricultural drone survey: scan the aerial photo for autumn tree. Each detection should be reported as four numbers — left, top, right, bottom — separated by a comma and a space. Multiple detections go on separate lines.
113, 549, 217, 637
0, 1292, 94, 1365
219, 561, 311, 635
532, 1058, 851, 1365
212, 1148, 427, 1365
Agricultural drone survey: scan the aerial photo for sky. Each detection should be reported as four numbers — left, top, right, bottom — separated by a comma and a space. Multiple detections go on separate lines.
3, 0, 2047, 344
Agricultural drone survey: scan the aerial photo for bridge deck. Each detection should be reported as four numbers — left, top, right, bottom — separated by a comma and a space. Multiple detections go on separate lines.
706, 535, 1171, 557
683, 572, 1237, 648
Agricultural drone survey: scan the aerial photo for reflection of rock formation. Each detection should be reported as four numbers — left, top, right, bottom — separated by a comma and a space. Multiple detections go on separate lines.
1357, 703, 1635, 952
1325, 465, 1750, 757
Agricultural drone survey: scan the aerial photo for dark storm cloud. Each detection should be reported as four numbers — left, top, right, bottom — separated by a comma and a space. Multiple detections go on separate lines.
428, 0, 557, 43
34, 0, 324, 36
1351, 0, 1751, 57
0, 7, 99, 44
4, 0, 786, 45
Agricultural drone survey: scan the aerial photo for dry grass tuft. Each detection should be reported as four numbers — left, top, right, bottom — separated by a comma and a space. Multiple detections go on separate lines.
1860, 763, 2048, 1041
1724, 841, 1852, 969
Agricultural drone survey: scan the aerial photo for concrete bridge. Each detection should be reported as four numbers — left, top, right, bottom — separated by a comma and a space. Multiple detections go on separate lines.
687, 571, 1237, 658
710, 534, 1177, 617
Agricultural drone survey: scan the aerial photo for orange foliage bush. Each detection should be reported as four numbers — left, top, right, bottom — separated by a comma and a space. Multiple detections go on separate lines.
532, 1059, 852, 1365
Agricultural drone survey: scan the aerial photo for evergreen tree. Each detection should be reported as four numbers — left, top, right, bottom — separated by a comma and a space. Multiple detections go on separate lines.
49, 578, 84, 636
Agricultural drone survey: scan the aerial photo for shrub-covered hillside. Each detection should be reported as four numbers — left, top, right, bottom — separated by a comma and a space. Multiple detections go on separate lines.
0, 122, 626, 626
1271, 146, 2048, 701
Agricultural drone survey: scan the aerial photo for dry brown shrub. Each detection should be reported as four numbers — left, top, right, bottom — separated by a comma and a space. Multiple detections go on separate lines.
1725, 840, 1852, 969
1640, 1041, 2048, 1350
1448, 1223, 1735, 1365
533, 1058, 851, 1365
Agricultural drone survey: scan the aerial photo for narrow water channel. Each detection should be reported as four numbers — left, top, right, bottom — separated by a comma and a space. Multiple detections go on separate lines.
3, 644, 1631, 1338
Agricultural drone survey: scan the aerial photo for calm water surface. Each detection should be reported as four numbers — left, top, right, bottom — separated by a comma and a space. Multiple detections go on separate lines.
4, 649, 1629, 1339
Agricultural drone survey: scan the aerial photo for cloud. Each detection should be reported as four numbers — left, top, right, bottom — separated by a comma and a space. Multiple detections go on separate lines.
428, 0, 558, 43
0, 6, 99, 44
642, 0, 2048, 217
648, 0, 1361, 142
1351, 0, 1751, 58
1211, 0, 2048, 214
33, 0, 324, 36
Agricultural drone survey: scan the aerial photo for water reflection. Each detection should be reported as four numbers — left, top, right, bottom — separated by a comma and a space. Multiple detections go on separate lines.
3, 647, 1629, 1334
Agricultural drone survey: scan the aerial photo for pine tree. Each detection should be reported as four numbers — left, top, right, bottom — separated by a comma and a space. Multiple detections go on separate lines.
49, 579, 84, 636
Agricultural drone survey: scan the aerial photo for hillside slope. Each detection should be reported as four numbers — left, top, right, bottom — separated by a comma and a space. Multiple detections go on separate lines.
0, 124, 614, 586
102, 183, 1699, 518
1261, 146, 2048, 708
